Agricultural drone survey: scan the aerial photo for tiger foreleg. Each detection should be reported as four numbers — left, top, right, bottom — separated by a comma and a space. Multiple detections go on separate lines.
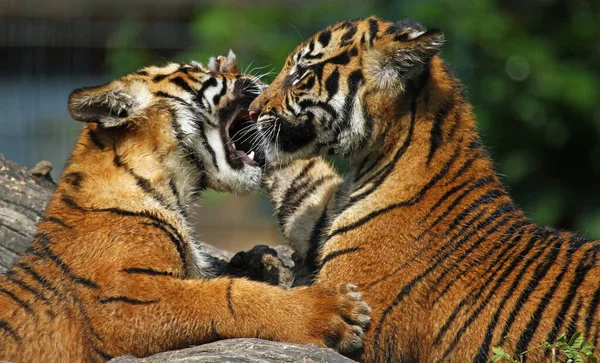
94, 275, 370, 358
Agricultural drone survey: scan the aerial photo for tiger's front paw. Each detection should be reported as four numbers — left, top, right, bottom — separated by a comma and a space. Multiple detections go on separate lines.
298, 283, 371, 354
227, 245, 292, 286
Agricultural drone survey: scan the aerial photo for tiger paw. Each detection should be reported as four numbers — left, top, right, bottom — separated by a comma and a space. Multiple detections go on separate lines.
297, 283, 372, 354
227, 245, 294, 287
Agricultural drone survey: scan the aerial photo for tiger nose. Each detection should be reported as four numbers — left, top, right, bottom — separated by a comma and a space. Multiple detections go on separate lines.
249, 93, 266, 119
248, 111, 258, 121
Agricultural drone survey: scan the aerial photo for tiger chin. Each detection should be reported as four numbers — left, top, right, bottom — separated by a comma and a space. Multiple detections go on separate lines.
248, 17, 600, 362
0, 52, 371, 362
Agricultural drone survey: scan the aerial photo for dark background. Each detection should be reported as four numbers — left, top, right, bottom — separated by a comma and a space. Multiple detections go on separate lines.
1, 0, 598, 251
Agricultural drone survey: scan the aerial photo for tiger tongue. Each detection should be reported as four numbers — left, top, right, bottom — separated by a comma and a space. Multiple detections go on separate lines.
236, 149, 257, 165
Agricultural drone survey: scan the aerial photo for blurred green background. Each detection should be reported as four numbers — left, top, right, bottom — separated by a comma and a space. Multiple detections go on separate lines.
1, 0, 599, 249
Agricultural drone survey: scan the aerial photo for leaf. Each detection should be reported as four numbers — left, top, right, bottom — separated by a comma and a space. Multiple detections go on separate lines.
490, 347, 515, 362
581, 349, 597, 363
556, 333, 568, 344
569, 332, 584, 349
581, 341, 596, 353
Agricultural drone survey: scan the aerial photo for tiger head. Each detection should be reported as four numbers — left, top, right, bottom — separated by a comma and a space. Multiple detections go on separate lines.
68, 52, 266, 196
249, 17, 444, 162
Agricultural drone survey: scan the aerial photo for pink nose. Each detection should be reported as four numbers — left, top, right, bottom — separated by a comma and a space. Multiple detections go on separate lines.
249, 111, 258, 121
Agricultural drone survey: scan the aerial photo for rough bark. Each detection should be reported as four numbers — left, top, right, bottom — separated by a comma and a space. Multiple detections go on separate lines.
110, 339, 355, 363
0, 154, 55, 274
0, 154, 351, 362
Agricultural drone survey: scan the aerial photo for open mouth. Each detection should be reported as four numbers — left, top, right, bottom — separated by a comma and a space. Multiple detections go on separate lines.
223, 109, 264, 168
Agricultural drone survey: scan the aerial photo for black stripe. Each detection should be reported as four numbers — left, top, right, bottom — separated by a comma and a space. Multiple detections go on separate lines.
278, 175, 337, 229
15, 262, 61, 296
368, 18, 379, 45
432, 207, 520, 302
304, 208, 329, 279
0, 286, 34, 315
435, 219, 531, 301
297, 99, 338, 120
342, 79, 423, 209
427, 97, 455, 165
422, 179, 471, 222
122, 267, 175, 277
196, 121, 219, 171
226, 280, 235, 318
41, 216, 73, 229
497, 235, 564, 355
194, 76, 218, 110
88, 129, 105, 150
0, 318, 21, 342
153, 73, 169, 82
99, 296, 159, 305
113, 150, 174, 211
4, 271, 48, 302
318, 30, 332, 47
212, 79, 227, 105
141, 222, 187, 270
439, 189, 508, 239
565, 298, 584, 345
91, 343, 114, 360
321, 247, 361, 267
35, 232, 99, 288
170, 76, 195, 94
60, 194, 187, 253
544, 245, 600, 349
170, 112, 207, 192
441, 230, 554, 360
64, 172, 84, 189
74, 295, 103, 341
446, 154, 478, 185
329, 146, 459, 240
418, 177, 496, 239
324, 68, 340, 101
210, 320, 222, 340
433, 229, 529, 348
154, 90, 190, 106
434, 230, 548, 358
584, 279, 600, 339
509, 254, 572, 363
340, 24, 358, 45
327, 50, 353, 65
354, 153, 385, 184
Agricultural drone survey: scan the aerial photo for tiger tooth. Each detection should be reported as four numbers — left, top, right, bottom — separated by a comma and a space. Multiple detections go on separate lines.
232, 143, 236, 150
248, 151, 255, 160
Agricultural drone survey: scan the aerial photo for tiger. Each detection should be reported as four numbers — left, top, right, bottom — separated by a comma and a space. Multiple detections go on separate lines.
0, 52, 371, 362
245, 17, 600, 362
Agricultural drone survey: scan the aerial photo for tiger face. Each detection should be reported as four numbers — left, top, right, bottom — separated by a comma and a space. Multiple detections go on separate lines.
68, 52, 265, 195
249, 17, 444, 162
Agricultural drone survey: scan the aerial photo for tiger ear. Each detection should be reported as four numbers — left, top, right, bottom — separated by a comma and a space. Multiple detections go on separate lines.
68, 81, 142, 127
207, 50, 240, 74
365, 21, 444, 90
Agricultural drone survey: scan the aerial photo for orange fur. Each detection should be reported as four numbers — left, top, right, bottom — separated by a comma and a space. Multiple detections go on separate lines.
0, 55, 370, 362
251, 17, 600, 362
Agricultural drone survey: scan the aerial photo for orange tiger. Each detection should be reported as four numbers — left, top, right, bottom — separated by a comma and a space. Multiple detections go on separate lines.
247, 17, 600, 362
0, 52, 371, 362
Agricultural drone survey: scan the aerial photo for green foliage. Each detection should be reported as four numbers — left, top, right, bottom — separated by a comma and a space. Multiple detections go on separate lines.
106, 0, 600, 234
490, 332, 597, 363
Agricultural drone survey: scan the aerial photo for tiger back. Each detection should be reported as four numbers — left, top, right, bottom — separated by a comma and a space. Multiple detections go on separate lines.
248, 17, 600, 362
0, 53, 371, 362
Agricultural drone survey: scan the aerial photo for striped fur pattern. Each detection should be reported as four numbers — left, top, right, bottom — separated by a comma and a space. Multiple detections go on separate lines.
250, 17, 600, 362
0, 53, 371, 362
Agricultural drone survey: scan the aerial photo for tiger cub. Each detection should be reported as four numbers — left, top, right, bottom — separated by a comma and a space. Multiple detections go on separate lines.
0, 52, 370, 362
248, 17, 600, 362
